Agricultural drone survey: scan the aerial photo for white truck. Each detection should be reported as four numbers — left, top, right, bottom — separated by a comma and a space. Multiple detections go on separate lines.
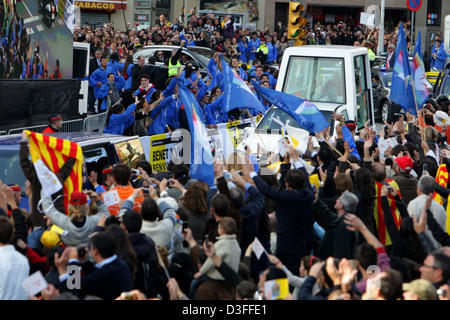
238, 45, 376, 156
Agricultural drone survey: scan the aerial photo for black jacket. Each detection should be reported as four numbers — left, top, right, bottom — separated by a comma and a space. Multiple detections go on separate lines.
252, 167, 315, 275
61, 257, 133, 300
312, 199, 358, 260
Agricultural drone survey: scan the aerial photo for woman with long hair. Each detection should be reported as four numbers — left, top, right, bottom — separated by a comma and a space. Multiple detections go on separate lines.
178, 181, 211, 244
353, 167, 377, 237
121, 54, 134, 90
105, 224, 138, 280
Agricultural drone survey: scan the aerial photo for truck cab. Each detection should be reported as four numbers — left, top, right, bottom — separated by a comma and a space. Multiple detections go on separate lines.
276, 45, 375, 135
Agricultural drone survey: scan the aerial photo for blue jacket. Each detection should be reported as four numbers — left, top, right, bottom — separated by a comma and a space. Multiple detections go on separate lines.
147, 95, 175, 136
431, 46, 446, 70
237, 66, 248, 81
107, 59, 124, 76
238, 41, 248, 63
267, 42, 277, 63
124, 63, 134, 90
98, 76, 126, 111
205, 94, 226, 124
90, 66, 113, 99
248, 38, 260, 61
103, 102, 137, 135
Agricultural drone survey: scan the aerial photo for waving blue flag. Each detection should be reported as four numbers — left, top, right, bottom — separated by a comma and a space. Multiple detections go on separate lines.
251, 80, 330, 133
178, 86, 215, 187
390, 25, 416, 116
220, 55, 266, 115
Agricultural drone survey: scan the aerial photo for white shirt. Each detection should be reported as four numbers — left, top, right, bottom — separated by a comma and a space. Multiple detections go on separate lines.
0, 245, 30, 300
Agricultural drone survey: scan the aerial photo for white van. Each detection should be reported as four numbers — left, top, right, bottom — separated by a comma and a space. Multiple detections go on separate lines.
237, 45, 375, 156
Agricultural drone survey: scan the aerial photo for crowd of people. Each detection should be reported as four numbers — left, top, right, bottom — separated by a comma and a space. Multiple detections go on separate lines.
2, 93, 450, 301
2, 10, 450, 303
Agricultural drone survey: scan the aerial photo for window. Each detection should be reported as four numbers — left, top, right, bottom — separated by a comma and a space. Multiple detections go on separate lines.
282, 56, 346, 104
427, 0, 441, 26
354, 55, 370, 129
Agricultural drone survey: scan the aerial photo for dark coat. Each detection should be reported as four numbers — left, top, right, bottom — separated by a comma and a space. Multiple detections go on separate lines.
393, 172, 418, 205
252, 168, 315, 275
312, 199, 358, 260
62, 258, 133, 300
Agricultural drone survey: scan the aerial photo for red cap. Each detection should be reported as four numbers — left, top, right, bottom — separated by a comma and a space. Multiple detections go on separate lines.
70, 191, 88, 205
395, 155, 414, 173
102, 167, 113, 175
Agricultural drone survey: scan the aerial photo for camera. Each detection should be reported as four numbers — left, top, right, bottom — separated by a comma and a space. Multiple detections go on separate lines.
77, 246, 87, 258
437, 288, 447, 296
132, 169, 140, 175
182, 221, 189, 231
387, 186, 393, 193
224, 171, 232, 181
142, 188, 149, 195
167, 180, 173, 187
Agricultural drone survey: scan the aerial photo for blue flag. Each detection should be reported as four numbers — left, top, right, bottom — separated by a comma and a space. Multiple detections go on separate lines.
411, 31, 430, 109
251, 80, 330, 133
178, 86, 215, 187
220, 55, 266, 115
390, 25, 416, 116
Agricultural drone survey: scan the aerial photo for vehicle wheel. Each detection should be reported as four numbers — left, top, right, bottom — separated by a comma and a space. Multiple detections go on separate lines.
381, 100, 393, 124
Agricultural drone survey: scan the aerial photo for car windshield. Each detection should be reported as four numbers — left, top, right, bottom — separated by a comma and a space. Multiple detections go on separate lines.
257, 107, 332, 132
380, 72, 393, 87
441, 76, 450, 96
282, 56, 346, 104
0, 149, 27, 194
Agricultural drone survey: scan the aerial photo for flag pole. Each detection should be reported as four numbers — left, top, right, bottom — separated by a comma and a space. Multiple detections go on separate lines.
246, 109, 270, 158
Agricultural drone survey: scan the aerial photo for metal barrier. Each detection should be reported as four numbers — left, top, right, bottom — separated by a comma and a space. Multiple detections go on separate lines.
7, 118, 84, 135
83, 112, 107, 133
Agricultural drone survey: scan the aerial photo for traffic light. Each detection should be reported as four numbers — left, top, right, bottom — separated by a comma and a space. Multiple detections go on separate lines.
288, 1, 308, 46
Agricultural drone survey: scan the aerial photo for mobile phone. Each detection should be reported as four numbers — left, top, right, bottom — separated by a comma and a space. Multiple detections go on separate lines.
167, 180, 173, 187
387, 186, 393, 193
182, 221, 189, 231
204, 234, 210, 248
142, 188, 149, 195
423, 163, 428, 173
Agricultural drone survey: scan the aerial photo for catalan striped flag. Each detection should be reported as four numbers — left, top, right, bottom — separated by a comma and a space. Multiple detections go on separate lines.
434, 164, 448, 205
26, 131, 84, 209
373, 180, 403, 246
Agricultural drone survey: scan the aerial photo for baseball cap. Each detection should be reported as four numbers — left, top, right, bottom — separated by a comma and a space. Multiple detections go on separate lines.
41, 230, 62, 248
70, 191, 88, 205
395, 155, 414, 173
49, 114, 62, 122
402, 279, 437, 300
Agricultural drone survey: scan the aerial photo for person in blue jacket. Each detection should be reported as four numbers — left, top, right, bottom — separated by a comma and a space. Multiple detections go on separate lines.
265, 35, 278, 65
97, 71, 126, 112
431, 39, 446, 71
107, 52, 124, 76
103, 98, 137, 135
146, 86, 178, 136
89, 56, 113, 109
230, 57, 248, 81
205, 92, 226, 124
121, 54, 134, 90
248, 32, 260, 63
238, 35, 249, 65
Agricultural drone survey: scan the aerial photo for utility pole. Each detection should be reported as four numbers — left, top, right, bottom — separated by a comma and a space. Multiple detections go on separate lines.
377, 0, 385, 54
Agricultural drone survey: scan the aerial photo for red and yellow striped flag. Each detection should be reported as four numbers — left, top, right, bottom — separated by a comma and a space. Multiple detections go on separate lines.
434, 164, 448, 205
373, 180, 403, 246
26, 131, 84, 209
